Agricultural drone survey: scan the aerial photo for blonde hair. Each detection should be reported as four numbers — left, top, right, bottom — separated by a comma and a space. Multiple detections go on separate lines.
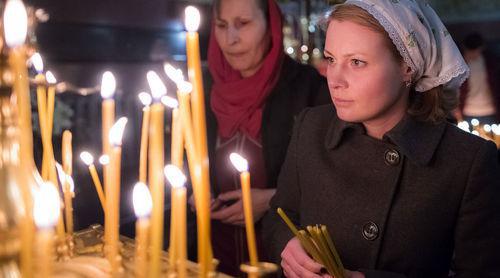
328, 4, 458, 122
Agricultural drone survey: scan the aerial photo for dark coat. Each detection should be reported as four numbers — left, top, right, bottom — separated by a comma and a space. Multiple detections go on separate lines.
263, 104, 500, 278
205, 55, 331, 192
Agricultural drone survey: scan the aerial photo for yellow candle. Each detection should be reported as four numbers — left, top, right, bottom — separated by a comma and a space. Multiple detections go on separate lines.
138, 92, 152, 183
35, 72, 49, 178
62, 130, 73, 176
170, 108, 183, 167
105, 117, 127, 275
146, 70, 167, 278
133, 182, 153, 278
184, 8, 213, 270
4, 1, 35, 276
80, 151, 106, 211
230, 153, 258, 266
45, 71, 57, 136
33, 182, 61, 278
164, 165, 188, 278
56, 163, 74, 235
101, 71, 116, 157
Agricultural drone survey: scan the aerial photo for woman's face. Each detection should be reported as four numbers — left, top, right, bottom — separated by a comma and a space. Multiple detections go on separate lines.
214, 0, 270, 78
324, 20, 411, 129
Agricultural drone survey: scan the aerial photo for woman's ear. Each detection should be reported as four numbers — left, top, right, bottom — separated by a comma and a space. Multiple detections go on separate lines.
402, 64, 413, 83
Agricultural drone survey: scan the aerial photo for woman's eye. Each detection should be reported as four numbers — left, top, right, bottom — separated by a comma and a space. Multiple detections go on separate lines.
351, 59, 366, 67
325, 57, 335, 65
215, 22, 227, 29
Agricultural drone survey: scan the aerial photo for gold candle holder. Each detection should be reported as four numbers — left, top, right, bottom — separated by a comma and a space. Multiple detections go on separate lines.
240, 262, 278, 278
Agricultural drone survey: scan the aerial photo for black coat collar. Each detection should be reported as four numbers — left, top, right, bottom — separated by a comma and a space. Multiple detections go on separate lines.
325, 110, 447, 166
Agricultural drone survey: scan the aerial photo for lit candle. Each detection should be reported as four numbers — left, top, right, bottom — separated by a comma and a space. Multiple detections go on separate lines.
163, 64, 184, 168
184, 6, 208, 162
31, 52, 65, 243
176, 80, 211, 275
31, 53, 49, 178
492, 124, 500, 148
80, 151, 106, 211
33, 182, 61, 278
56, 163, 74, 235
101, 71, 116, 157
4, 2, 34, 276
146, 71, 166, 278
133, 182, 153, 278
185, 10, 213, 269
229, 153, 258, 266
164, 165, 188, 278
99, 154, 110, 166
138, 92, 152, 183
45, 71, 57, 138
161, 94, 182, 168
105, 117, 127, 275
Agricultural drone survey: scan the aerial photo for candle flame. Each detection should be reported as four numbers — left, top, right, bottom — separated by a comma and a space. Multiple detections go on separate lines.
99, 155, 110, 165
133, 182, 153, 218
471, 119, 479, 127
101, 71, 116, 99
161, 95, 179, 109
33, 182, 61, 229
493, 124, 500, 135
80, 151, 94, 166
3, 0, 28, 48
138, 92, 152, 106
472, 130, 480, 136
484, 124, 492, 133
163, 63, 184, 84
109, 117, 128, 147
185, 6, 201, 32
229, 152, 248, 172
146, 71, 167, 100
30, 53, 44, 73
178, 81, 193, 94
66, 175, 75, 193
164, 165, 187, 189
46, 71, 57, 84
457, 121, 470, 133
55, 162, 67, 187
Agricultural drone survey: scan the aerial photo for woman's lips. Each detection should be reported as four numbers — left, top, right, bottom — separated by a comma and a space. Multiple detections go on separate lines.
332, 97, 353, 107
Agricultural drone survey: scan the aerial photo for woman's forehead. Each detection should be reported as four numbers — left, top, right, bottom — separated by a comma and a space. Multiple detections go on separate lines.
325, 20, 387, 52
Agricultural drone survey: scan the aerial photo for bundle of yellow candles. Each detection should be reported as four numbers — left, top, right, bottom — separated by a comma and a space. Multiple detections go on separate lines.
277, 208, 345, 278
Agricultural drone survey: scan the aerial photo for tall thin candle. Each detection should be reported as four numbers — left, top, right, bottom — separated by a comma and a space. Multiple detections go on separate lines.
105, 117, 127, 275
138, 92, 152, 183
80, 151, 106, 211
229, 153, 258, 266
146, 71, 166, 278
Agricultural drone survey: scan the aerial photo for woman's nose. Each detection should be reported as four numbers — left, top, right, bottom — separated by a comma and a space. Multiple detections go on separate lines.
327, 64, 348, 90
226, 26, 239, 45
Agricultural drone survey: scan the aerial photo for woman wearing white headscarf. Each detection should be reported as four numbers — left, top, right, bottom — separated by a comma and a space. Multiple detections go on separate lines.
263, 0, 500, 277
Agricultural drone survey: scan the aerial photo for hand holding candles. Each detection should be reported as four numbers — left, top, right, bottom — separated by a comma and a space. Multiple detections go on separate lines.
164, 165, 188, 278
105, 117, 127, 275
33, 182, 61, 278
80, 151, 106, 211
229, 153, 258, 266
132, 182, 153, 278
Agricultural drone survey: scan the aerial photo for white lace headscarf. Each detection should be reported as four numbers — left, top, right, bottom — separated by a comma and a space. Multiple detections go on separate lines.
328, 0, 469, 92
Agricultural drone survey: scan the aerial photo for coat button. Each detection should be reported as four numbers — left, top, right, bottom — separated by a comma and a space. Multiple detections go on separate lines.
384, 149, 400, 166
362, 221, 379, 241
